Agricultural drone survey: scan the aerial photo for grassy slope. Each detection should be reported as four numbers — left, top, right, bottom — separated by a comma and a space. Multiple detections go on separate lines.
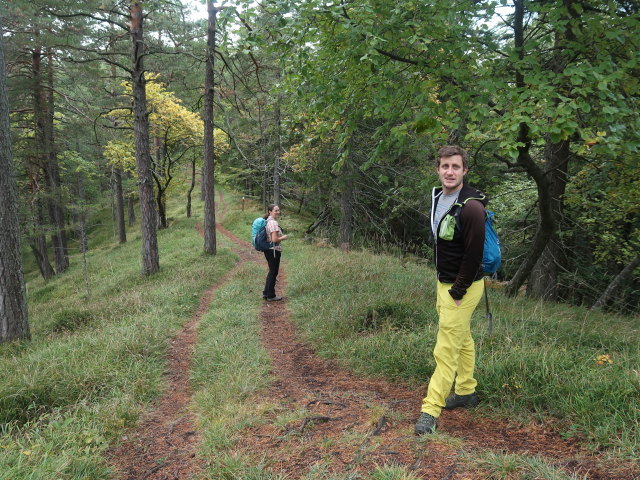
0, 199, 237, 479
2, 190, 638, 480
220, 197, 640, 461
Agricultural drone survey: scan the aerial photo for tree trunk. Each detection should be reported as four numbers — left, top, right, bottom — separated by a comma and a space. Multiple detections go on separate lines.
527, 243, 559, 299
505, 1, 556, 296
526, 140, 570, 299
156, 187, 167, 229
30, 194, 55, 280
273, 68, 282, 206
127, 194, 136, 225
41, 47, 69, 274
186, 157, 196, 218
32, 44, 67, 274
202, 1, 217, 255
0, 29, 30, 342
505, 0, 578, 298
108, 47, 126, 242
130, 1, 159, 274
153, 137, 168, 229
114, 167, 127, 243
200, 165, 205, 201
339, 161, 354, 251
306, 205, 330, 234
77, 172, 88, 253
592, 255, 640, 311
76, 171, 89, 297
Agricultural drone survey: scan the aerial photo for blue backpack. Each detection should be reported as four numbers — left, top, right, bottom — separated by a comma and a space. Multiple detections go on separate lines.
482, 211, 501, 275
251, 217, 272, 252
451, 202, 502, 275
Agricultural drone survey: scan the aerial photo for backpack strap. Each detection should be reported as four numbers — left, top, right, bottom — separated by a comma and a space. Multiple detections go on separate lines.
452, 196, 486, 232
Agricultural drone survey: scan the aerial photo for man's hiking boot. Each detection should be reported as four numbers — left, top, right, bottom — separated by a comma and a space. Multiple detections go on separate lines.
414, 412, 437, 435
444, 392, 479, 410
266, 296, 283, 302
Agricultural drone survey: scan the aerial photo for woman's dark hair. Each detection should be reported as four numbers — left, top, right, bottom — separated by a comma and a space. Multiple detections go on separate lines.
263, 204, 278, 219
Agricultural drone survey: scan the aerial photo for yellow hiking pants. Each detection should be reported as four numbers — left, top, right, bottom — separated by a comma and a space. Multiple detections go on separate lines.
421, 279, 484, 417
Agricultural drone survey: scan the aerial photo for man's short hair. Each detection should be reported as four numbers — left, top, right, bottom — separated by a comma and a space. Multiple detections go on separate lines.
436, 145, 468, 169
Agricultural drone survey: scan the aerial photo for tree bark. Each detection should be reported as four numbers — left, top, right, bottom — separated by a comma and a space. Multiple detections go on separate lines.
306, 205, 330, 234
273, 69, 282, 206
77, 172, 88, 253
203, 0, 218, 255
46, 48, 68, 273
505, 0, 556, 296
30, 193, 55, 280
31, 46, 67, 273
114, 167, 127, 243
339, 154, 354, 251
187, 157, 196, 218
592, 255, 640, 311
33, 44, 68, 274
0, 29, 30, 342
526, 140, 570, 300
153, 136, 168, 229
505, 0, 578, 298
128, 193, 136, 225
130, 1, 159, 274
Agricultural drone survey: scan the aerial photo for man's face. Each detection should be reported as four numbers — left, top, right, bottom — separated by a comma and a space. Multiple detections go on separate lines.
437, 155, 467, 194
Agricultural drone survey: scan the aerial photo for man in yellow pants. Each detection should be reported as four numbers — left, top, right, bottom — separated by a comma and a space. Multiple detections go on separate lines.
415, 145, 487, 435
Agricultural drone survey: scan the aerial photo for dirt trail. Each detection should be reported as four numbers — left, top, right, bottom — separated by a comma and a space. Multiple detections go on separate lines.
107, 196, 242, 480
107, 264, 239, 479
108, 194, 638, 480
215, 204, 636, 479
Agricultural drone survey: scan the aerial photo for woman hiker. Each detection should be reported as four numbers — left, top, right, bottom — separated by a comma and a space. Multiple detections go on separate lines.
263, 204, 288, 301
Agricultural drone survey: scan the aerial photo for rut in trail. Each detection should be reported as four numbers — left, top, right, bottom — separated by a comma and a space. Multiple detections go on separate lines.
107, 265, 238, 480
107, 196, 242, 480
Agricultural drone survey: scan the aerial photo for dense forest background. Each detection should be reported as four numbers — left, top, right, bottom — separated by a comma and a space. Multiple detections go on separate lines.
1, 0, 639, 342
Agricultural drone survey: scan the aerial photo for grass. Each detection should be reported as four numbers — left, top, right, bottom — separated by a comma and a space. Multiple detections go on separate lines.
4, 188, 639, 479
0, 197, 237, 479
191, 260, 272, 452
190, 259, 282, 477
466, 450, 588, 479
219, 199, 640, 461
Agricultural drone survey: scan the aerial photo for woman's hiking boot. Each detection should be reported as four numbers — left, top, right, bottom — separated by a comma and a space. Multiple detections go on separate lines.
444, 392, 479, 410
414, 413, 437, 435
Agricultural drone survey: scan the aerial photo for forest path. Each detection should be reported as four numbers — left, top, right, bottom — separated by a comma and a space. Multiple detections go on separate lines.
106, 195, 243, 480
213, 196, 636, 480
108, 192, 636, 480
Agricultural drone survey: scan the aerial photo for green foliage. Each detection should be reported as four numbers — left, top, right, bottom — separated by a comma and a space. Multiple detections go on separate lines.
214, 0, 640, 311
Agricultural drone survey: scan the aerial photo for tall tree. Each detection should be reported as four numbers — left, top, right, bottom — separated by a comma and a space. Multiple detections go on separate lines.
0, 25, 30, 342
203, 0, 217, 254
31, 40, 69, 274
130, 1, 160, 274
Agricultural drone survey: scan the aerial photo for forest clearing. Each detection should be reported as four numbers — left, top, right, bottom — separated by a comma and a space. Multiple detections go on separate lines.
1, 1, 639, 479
